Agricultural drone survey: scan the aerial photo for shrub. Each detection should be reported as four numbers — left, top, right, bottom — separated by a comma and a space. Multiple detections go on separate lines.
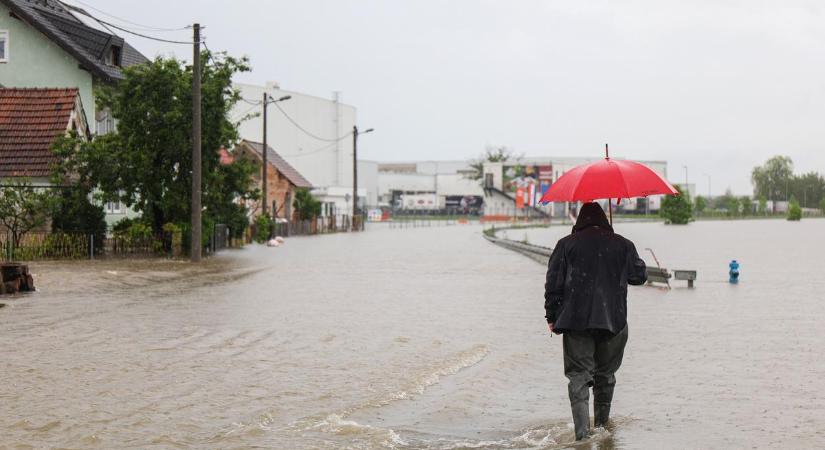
787, 196, 802, 221
51, 189, 107, 254
254, 214, 273, 243
112, 217, 137, 234
659, 185, 693, 224
293, 188, 322, 220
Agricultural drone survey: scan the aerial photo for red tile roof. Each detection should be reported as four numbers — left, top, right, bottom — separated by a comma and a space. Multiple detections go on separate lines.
241, 140, 313, 188
0, 88, 81, 177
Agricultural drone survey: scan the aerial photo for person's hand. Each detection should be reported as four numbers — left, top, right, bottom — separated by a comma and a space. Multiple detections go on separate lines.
547, 322, 555, 334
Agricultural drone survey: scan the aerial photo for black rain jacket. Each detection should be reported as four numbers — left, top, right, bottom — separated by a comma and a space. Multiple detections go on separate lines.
544, 203, 647, 334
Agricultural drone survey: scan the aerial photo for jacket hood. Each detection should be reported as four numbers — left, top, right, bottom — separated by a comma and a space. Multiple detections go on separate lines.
572, 202, 614, 233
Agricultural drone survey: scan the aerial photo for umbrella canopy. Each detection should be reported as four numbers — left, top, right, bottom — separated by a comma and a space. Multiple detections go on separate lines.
540, 145, 678, 204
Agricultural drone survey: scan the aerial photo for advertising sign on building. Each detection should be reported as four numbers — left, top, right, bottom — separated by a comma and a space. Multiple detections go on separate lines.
445, 195, 484, 215
539, 165, 553, 202
401, 193, 438, 210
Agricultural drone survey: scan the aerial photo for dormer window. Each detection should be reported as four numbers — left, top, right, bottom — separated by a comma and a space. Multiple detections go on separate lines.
0, 31, 9, 63
104, 45, 121, 67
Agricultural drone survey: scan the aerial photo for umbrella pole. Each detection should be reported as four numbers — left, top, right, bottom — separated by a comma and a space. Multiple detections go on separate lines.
609, 198, 613, 225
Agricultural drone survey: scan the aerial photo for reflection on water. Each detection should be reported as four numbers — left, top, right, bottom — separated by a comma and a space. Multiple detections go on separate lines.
1, 220, 823, 449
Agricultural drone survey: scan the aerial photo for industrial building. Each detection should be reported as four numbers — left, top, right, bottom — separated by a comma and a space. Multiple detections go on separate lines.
359, 156, 669, 218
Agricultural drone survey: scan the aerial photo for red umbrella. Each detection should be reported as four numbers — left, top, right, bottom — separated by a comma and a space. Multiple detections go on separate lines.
539, 144, 679, 223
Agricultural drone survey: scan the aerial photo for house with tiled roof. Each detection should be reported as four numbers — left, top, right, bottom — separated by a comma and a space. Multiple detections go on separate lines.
0, 0, 148, 136
0, 87, 89, 182
232, 139, 314, 220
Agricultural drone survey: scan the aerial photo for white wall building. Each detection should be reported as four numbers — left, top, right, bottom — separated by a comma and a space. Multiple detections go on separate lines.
361, 155, 671, 217
232, 82, 365, 216
482, 156, 669, 217
362, 161, 484, 212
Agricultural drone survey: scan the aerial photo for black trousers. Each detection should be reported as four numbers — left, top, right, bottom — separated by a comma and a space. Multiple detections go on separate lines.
563, 325, 628, 413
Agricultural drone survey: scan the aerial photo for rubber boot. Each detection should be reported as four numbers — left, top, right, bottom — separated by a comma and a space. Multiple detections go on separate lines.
571, 401, 591, 440
594, 402, 611, 428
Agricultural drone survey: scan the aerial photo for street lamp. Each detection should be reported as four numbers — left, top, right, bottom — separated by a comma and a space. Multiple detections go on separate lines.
262, 94, 292, 217
352, 126, 374, 231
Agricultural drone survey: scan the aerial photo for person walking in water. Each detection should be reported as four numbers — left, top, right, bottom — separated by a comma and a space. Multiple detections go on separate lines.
544, 202, 648, 440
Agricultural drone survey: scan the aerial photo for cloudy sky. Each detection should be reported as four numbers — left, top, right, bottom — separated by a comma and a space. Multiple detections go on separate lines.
68, 0, 825, 195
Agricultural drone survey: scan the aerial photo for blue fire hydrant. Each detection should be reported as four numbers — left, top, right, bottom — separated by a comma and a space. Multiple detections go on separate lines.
729, 260, 740, 284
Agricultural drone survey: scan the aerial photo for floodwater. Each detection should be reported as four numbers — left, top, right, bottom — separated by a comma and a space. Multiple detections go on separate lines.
0, 219, 823, 449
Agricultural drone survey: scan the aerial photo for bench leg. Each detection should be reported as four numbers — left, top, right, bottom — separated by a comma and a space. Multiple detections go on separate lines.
688, 279, 694, 288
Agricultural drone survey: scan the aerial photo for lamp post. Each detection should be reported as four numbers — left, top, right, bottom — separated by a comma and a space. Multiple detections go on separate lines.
261, 93, 292, 217
352, 125, 374, 231
683, 165, 689, 192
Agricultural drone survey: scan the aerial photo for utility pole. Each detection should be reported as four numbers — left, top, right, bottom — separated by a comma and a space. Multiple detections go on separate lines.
262, 91, 269, 216
259, 94, 290, 217
191, 23, 202, 263
352, 125, 374, 231
352, 125, 359, 231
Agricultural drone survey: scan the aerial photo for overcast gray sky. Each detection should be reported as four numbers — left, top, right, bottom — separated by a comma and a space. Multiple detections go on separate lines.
69, 0, 825, 195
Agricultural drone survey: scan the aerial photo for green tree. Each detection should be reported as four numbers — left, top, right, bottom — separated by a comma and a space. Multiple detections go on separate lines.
466, 146, 514, 184
758, 195, 768, 215
739, 196, 752, 216
0, 179, 56, 248
787, 195, 802, 221
52, 52, 258, 241
293, 188, 322, 220
50, 188, 107, 253
726, 197, 741, 217
788, 171, 825, 208
820, 197, 825, 215
751, 156, 793, 210
659, 185, 693, 224
694, 195, 707, 214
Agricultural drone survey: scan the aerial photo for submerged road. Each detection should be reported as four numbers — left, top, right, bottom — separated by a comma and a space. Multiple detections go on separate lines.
1, 220, 823, 449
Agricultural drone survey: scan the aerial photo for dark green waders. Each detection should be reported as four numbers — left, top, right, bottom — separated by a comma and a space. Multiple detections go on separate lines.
562, 325, 628, 440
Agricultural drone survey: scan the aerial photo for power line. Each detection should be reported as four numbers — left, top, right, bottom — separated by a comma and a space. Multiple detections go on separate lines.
62, 0, 188, 32
280, 141, 342, 158
68, 7, 199, 45
202, 41, 219, 68
231, 102, 261, 122
272, 101, 350, 142
239, 97, 351, 142
239, 97, 263, 106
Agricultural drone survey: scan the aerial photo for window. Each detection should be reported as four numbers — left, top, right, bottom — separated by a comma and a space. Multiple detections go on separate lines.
0, 31, 8, 63
105, 200, 123, 214
95, 108, 118, 135
104, 45, 121, 67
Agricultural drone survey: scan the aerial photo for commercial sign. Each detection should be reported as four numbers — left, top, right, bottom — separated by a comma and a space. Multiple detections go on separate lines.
445, 195, 484, 215
504, 164, 553, 207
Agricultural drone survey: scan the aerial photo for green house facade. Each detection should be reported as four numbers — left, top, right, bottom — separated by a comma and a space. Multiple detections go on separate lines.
0, 0, 147, 135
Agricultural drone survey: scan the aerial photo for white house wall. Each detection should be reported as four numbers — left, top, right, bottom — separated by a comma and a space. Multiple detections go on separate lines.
233, 83, 357, 191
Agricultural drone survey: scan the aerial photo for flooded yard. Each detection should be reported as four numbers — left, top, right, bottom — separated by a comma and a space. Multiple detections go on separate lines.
1, 219, 823, 449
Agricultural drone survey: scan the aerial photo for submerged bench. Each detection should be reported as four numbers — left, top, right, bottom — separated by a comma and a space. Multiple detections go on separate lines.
646, 267, 696, 288
673, 270, 697, 288
646, 267, 672, 285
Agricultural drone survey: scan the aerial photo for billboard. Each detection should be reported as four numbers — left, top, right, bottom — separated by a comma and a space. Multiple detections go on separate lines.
504, 164, 552, 207
400, 193, 438, 210
445, 195, 484, 215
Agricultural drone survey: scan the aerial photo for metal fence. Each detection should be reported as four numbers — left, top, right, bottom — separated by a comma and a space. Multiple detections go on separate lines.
250, 215, 364, 242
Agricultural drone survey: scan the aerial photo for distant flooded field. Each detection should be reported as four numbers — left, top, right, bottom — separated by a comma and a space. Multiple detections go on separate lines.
1, 220, 823, 449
